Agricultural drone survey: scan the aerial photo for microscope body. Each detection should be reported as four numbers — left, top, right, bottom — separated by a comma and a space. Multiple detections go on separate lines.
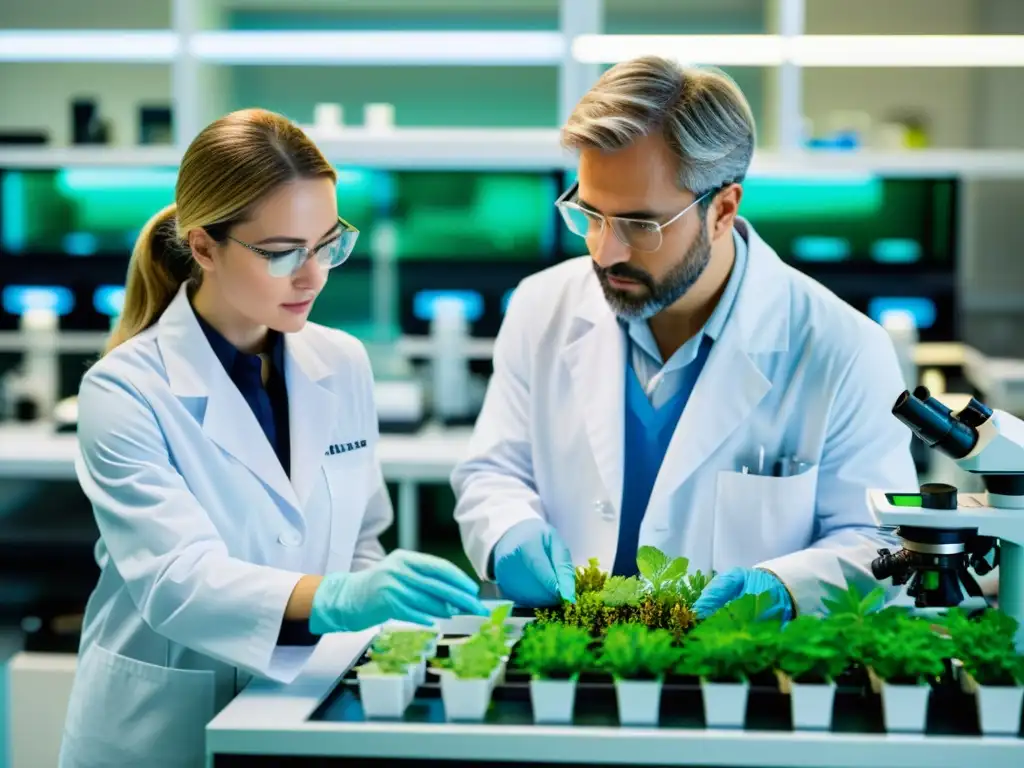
867, 387, 1024, 650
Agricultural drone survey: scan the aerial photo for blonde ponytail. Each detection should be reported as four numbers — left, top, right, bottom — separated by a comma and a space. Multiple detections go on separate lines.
105, 203, 196, 354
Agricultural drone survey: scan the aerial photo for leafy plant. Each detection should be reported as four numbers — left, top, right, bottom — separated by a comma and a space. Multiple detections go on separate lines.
373, 629, 436, 657
942, 608, 1024, 686
597, 624, 681, 680
775, 615, 853, 683
676, 593, 781, 682
359, 648, 414, 676
514, 623, 595, 679
476, 603, 514, 656
430, 635, 500, 679
534, 547, 710, 639
821, 581, 886, 621
857, 610, 949, 684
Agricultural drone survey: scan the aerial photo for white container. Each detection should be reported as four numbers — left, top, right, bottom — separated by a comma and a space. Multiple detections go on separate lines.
614, 679, 662, 726
414, 657, 427, 688
880, 681, 930, 732
789, 681, 837, 730
358, 673, 409, 719
430, 296, 472, 423
961, 673, 1024, 736
440, 672, 493, 721
530, 678, 577, 724
702, 680, 749, 729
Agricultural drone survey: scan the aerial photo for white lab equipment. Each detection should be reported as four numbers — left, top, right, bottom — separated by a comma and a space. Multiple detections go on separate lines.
452, 218, 917, 616
869, 386, 1024, 650
364, 102, 395, 132
314, 102, 344, 133
880, 308, 919, 390
20, 306, 60, 420
430, 296, 473, 426
58, 283, 392, 768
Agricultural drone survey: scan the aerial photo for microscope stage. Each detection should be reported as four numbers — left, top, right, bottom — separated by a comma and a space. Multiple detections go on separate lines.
868, 489, 1021, 540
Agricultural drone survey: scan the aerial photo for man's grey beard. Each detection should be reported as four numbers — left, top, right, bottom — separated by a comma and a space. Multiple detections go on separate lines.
594, 224, 712, 320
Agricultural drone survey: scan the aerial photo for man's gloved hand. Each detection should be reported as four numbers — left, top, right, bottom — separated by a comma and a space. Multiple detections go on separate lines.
309, 549, 489, 634
692, 567, 794, 622
492, 518, 576, 608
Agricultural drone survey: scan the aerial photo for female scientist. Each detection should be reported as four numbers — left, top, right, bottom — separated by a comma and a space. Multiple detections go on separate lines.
59, 108, 487, 768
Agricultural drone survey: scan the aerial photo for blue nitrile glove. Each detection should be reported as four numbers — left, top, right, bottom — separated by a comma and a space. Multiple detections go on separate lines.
309, 549, 489, 634
692, 567, 794, 622
492, 518, 576, 608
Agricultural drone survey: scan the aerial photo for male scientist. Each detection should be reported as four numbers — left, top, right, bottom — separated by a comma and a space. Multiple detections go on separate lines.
451, 55, 917, 620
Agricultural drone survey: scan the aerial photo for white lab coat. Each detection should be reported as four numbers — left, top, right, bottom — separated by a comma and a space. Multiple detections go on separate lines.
59, 284, 391, 768
453, 218, 916, 613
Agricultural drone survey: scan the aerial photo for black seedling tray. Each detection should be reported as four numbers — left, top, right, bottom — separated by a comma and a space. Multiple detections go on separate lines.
309, 638, 999, 735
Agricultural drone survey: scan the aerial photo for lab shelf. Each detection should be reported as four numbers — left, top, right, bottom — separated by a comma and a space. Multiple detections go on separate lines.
206, 622, 1024, 768
5, 142, 1024, 176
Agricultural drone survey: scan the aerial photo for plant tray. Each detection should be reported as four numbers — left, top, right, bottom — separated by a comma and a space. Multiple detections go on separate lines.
308, 635, 1001, 736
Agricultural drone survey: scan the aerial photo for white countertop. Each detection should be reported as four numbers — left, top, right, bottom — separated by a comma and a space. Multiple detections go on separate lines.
0, 422, 472, 483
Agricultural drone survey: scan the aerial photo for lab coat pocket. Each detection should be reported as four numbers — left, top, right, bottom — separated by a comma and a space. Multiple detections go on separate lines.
62, 644, 215, 767
324, 455, 372, 567
712, 466, 819, 572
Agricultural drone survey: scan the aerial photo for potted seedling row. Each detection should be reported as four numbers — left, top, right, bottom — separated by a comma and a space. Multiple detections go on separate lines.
678, 593, 781, 729
945, 608, 1024, 736
357, 628, 439, 717
597, 624, 680, 726
514, 623, 594, 724
430, 605, 511, 721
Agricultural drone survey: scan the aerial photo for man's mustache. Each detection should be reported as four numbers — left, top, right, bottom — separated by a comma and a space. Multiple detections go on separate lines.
595, 262, 655, 291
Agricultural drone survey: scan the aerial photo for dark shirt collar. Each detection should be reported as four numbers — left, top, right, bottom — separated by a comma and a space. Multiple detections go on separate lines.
192, 306, 285, 385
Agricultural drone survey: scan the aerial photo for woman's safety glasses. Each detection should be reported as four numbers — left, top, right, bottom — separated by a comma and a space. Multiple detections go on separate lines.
228, 217, 360, 278
555, 181, 709, 253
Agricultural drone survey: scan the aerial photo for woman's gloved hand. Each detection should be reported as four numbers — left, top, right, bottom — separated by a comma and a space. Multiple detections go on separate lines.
309, 549, 489, 634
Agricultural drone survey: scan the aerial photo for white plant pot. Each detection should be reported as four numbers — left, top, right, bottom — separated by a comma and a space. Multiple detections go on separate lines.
702, 680, 749, 729
789, 680, 836, 730
960, 673, 1024, 736
413, 658, 427, 688
358, 673, 410, 719
440, 672, 494, 721
530, 678, 577, 724
880, 681, 930, 732
614, 679, 662, 726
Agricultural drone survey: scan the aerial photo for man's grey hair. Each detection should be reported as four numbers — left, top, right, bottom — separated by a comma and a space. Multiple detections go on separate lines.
561, 56, 756, 197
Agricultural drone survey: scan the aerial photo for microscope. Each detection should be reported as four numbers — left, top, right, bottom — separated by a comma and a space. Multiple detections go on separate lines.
867, 385, 1024, 650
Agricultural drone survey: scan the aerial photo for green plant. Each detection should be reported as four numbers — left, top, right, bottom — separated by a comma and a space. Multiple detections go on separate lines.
430, 635, 500, 680
358, 649, 412, 676
597, 624, 681, 680
775, 615, 852, 683
534, 547, 710, 638
821, 581, 886, 621
476, 603, 514, 656
942, 608, 1024, 686
373, 629, 436, 657
857, 610, 948, 684
514, 623, 595, 679
675, 593, 781, 682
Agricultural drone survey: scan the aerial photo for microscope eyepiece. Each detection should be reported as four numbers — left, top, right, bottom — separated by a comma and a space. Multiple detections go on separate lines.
891, 388, 977, 459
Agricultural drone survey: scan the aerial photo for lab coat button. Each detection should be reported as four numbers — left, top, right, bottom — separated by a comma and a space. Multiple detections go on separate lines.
278, 531, 302, 547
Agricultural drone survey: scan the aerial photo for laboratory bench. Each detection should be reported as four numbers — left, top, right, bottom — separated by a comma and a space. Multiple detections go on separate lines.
0, 421, 471, 552
205, 613, 1024, 768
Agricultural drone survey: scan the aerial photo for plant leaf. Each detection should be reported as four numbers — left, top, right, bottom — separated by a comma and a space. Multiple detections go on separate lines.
600, 575, 642, 607
659, 556, 689, 586
637, 546, 668, 582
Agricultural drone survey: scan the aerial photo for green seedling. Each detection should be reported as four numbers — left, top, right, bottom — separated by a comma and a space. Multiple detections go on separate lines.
857, 611, 948, 685
597, 624, 681, 680
373, 629, 436, 657
358, 648, 412, 676
775, 615, 853, 683
514, 623, 594, 680
676, 592, 780, 682
942, 608, 1024, 686
476, 603, 515, 656
821, 581, 886, 621
430, 635, 500, 680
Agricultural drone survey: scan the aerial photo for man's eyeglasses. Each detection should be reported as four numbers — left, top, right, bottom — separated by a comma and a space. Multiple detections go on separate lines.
555, 182, 709, 253
228, 217, 360, 278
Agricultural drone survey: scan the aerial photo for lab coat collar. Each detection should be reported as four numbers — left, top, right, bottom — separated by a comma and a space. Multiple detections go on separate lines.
565, 217, 789, 519
157, 283, 337, 517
